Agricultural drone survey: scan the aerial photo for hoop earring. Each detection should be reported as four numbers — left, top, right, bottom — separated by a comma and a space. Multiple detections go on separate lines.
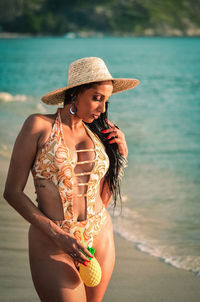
69, 103, 77, 115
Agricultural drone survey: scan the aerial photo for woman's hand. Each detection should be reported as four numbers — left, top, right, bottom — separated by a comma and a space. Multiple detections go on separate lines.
53, 226, 93, 266
101, 119, 128, 158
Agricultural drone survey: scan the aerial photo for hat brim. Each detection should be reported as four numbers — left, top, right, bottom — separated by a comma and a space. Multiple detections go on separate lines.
41, 78, 140, 105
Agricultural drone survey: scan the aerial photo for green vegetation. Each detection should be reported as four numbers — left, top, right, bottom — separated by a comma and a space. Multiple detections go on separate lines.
0, 0, 200, 36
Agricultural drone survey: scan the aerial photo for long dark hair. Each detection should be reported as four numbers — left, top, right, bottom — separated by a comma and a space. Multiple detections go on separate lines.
64, 82, 127, 208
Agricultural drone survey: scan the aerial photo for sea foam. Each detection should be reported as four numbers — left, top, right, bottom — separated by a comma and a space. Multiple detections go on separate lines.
0, 92, 27, 102
112, 206, 200, 277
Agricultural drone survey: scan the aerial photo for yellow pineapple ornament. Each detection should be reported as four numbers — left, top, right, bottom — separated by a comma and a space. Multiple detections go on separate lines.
79, 246, 102, 287
79, 228, 102, 287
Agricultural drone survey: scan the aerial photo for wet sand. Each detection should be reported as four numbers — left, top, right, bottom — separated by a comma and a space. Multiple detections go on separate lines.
1, 158, 200, 302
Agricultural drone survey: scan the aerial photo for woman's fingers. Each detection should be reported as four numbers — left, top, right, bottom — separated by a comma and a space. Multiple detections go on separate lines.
78, 243, 93, 259
101, 128, 114, 134
106, 131, 119, 140
68, 240, 93, 264
60, 233, 92, 264
107, 137, 121, 145
69, 249, 90, 265
102, 120, 128, 157
71, 249, 91, 264
106, 119, 115, 128
102, 119, 120, 134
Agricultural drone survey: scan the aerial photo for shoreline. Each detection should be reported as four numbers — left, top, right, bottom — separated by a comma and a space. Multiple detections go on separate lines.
1, 31, 200, 39
104, 233, 200, 302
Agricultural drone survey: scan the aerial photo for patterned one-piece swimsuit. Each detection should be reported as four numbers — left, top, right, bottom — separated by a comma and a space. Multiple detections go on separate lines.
31, 108, 110, 248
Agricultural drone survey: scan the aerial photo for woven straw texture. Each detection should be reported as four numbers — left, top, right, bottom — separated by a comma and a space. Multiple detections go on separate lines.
41, 57, 140, 105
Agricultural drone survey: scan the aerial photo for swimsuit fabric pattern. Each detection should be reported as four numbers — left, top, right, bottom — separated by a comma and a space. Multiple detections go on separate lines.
32, 108, 110, 247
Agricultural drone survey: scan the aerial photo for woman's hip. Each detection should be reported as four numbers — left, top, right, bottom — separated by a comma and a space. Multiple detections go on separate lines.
28, 207, 113, 258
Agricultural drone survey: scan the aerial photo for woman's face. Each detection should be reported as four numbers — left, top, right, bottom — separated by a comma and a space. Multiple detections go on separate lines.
75, 81, 113, 123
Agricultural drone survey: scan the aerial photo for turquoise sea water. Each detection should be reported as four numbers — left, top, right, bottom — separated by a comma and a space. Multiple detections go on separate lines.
0, 37, 200, 275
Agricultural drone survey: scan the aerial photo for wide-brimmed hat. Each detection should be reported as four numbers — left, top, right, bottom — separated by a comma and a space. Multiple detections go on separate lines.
41, 57, 140, 105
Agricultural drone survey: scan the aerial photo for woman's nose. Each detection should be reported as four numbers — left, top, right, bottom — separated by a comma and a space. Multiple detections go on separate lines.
98, 102, 106, 113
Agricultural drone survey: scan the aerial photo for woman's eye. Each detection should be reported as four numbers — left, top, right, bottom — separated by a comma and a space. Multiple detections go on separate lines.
93, 96, 102, 101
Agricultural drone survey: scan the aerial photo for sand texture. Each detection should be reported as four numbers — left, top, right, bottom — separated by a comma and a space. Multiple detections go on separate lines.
1, 158, 200, 302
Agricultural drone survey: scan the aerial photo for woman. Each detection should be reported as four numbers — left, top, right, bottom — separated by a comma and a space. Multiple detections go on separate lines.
3, 57, 139, 302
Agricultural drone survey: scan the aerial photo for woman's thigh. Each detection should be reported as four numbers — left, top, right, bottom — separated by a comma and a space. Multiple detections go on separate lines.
85, 211, 115, 302
28, 225, 87, 302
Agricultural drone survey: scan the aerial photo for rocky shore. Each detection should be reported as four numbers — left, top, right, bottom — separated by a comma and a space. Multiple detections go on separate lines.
1, 27, 200, 39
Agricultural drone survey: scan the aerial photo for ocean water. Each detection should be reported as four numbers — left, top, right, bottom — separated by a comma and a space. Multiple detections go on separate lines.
0, 37, 200, 276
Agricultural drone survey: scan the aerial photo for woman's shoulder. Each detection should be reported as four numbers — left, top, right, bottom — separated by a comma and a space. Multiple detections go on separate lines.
23, 112, 57, 134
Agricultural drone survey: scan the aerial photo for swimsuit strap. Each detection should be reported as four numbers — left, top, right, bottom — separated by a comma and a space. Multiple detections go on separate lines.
54, 107, 66, 141
31, 108, 61, 176
72, 148, 95, 152
42, 107, 64, 145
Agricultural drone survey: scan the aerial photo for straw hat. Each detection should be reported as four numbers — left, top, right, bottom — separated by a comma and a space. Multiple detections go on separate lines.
41, 57, 140, 105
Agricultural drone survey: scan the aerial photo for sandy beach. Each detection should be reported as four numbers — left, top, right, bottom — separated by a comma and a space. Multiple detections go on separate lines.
104, 235, 200, 302
1, 157, 200, 302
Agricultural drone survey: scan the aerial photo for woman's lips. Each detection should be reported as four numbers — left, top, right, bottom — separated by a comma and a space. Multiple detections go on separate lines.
92, 114, 100, 119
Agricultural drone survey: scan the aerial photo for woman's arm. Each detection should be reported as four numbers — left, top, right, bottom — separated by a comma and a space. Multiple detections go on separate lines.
3, 114, 92, 261
3, 114, 44, 222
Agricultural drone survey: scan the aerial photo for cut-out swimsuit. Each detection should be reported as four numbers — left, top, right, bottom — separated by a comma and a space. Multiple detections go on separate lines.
31, 108, 110, 248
